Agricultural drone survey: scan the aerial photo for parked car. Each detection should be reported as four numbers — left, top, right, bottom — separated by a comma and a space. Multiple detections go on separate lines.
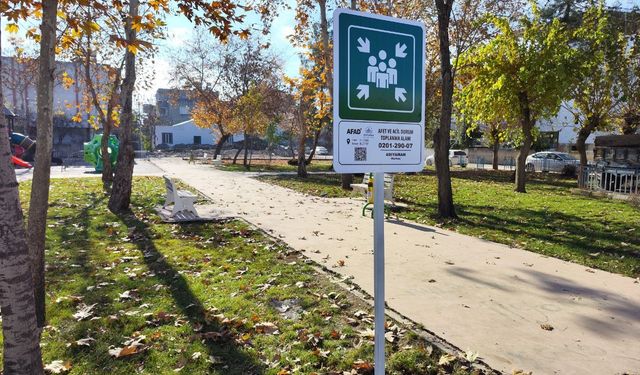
525, 152, 579, 173
315, 146, 329, 155
425, 150, 468, 167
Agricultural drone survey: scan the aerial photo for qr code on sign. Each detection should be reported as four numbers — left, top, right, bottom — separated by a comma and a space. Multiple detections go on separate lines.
354, 147, 367, 161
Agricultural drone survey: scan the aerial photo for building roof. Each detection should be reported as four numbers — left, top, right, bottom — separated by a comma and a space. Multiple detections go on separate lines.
171, 119, 195, 127
595, 134, 640, 148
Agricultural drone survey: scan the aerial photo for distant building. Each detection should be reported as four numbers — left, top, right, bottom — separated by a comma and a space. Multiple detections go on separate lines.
1, 56, 106, 157
155, 89, 196, 125
154, 119, 216, 148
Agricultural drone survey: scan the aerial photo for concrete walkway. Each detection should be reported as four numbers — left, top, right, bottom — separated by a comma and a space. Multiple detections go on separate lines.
16, 159, 164, 182
153, 157, 640, 375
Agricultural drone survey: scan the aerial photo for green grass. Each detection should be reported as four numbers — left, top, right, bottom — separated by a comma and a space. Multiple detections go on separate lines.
218, 160, 333, 173
257, 169, 640, 278
9, 177, 483, 375
260, 174, 360, 198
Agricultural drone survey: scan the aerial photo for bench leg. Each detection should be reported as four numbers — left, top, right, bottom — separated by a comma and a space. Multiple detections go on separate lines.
362, 202, 373, 217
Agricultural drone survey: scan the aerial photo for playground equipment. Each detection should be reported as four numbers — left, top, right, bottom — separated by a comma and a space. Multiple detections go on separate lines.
11, 155, 32, 168
9, 132, 35, 169
10, 132, 36, 162
84, 134, 119, 172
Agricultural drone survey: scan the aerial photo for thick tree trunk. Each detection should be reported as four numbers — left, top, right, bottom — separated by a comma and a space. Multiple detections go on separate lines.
515, 92, 534, 193
213, 133, 229, 159
108, 0, 138, 213
576, 119, 598, 167
27, 0, 58, 328
434, 0, 456, 218
0, 30, 45, 375
492, 141, 499, 170
100, 122, 113, 186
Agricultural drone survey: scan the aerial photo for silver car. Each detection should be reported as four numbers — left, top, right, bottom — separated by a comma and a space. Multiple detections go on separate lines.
425, 150, 468, 167
525, 152, 579, 173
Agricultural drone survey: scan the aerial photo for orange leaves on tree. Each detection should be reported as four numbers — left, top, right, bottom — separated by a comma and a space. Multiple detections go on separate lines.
5, 23, 19, 34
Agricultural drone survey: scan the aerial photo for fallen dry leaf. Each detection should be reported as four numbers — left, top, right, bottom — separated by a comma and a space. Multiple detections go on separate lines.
44, 360, 71, 374
72, 304, 97, 321
109, 345, 141, 358
540, 323, 554, 331
255, 322, 279, 334
352, 360, 374, 373
438, 353, 456, 366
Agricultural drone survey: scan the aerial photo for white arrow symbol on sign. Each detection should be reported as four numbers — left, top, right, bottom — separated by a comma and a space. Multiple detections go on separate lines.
357, 37, 370, 53
395, 87, 407, 102
395, 43, 407, 58
357, 84, 370, 100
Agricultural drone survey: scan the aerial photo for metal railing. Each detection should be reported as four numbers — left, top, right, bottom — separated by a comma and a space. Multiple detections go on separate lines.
579, 165, 640, 195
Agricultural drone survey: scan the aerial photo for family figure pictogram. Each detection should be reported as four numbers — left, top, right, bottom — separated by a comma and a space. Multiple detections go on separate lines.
367, 50, 398, 89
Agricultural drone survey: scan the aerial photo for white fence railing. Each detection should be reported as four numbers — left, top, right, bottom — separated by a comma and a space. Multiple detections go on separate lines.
580, 165, 640, 195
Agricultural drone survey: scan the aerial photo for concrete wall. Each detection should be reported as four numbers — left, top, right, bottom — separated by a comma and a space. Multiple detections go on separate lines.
538, 102, 616, 145
154, 120, 216, 147
466, 146, 595, 164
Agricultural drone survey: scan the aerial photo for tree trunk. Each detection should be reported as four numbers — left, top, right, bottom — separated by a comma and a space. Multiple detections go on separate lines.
434, 0, 456, 218
213, 133, 229, 159
27, 0, 59, 328
242, 132, 250, 170
515, 92, 534, 193
622, 111, 640, 135
297, 111, 308, 178
306, 128, 321, 164
100, 122, 113, 186
576, 118, 599, 167
233, 144, 243, 164
492, 141, 499, 170
108, 0, 138, 213
320, 0, 351, 186
0, 29, 45, 375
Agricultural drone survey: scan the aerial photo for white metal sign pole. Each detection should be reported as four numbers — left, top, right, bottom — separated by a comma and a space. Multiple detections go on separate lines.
373, 172, 385, 374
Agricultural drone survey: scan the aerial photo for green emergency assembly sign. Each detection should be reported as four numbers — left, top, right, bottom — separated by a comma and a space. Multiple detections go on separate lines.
333, 9, 425, 173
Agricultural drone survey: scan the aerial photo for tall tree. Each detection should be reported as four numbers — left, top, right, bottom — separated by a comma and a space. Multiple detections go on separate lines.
457, 6, 574, 192
108, 0, 248, 212
0, 23, 45, 375
433, 0, 456, 217
567, 3, 623, 166
170, 31, 233, 158
484, 121, 509, 170
616, 25, 640, 135
27, 0, 59, 328
108, 0, 139, 212
227, 84, 272, 169
68, 5, 125, 186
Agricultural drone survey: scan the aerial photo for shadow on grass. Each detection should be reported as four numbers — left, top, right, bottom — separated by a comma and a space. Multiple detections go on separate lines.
116, 210, 265, 374
418, 169, 577, 189
50, 190, 105, 294
456, 206, 640, 260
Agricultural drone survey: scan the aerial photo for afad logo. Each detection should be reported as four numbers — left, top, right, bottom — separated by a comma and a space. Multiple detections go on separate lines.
346, 128, 362, 135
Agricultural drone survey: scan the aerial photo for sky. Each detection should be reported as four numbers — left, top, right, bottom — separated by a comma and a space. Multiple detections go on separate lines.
144, 3, 303, 105
1, 0, 639, 107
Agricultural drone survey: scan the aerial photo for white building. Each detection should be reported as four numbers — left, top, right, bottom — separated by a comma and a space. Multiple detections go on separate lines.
154, 119, 217, 147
